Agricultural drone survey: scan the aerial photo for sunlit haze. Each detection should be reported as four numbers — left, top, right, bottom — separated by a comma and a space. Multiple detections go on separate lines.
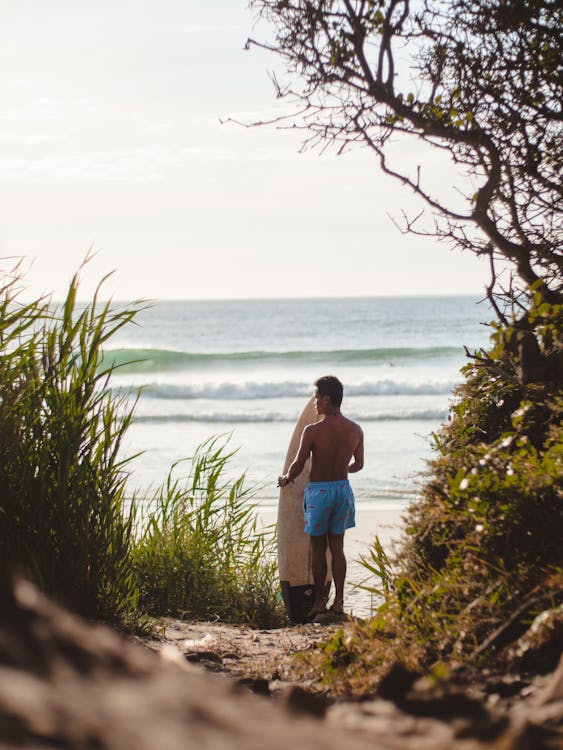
1, 0, 490, 301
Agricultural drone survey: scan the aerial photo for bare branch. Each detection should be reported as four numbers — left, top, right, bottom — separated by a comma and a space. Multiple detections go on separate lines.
245, 0, 562, 309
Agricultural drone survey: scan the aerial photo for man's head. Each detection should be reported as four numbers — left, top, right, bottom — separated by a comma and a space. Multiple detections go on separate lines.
314, 375, 343, 412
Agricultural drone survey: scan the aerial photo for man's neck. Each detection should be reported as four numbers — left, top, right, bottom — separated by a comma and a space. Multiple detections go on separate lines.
321, 408, 341, 418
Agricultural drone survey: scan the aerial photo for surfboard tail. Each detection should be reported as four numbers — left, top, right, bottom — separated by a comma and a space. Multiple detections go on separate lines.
280, 580, 332, 625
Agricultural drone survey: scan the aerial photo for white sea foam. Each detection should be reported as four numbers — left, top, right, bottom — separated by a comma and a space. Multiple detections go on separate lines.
133, 408, 448, 424
118, 378, 455, 401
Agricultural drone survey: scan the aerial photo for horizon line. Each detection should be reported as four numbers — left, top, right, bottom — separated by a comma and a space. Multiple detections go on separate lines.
69, 291, 489, 305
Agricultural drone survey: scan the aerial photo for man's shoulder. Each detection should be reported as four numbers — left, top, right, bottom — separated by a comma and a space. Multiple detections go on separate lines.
342, 415, 363, 434
301, 421, 319, 438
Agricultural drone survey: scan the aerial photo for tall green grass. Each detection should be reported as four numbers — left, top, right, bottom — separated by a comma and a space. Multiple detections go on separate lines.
132, 436, 286, 628
0, 264, 285, 628
0, 267, 140, 619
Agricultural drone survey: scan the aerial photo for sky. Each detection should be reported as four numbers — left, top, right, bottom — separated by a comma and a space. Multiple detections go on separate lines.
0, 0, 491, 302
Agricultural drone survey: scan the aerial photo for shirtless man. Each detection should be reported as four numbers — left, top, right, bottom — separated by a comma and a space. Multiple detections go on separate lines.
278, 375, 364, 616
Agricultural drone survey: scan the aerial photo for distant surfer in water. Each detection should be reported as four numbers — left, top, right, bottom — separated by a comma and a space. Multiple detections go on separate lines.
278, 375, 364, 616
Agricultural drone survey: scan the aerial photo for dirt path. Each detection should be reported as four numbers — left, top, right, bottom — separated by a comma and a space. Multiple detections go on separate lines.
141, 617, 563, 750
142, 618, 338, 692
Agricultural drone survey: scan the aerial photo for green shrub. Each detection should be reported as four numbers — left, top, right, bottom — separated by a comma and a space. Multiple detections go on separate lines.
0, 264, 293, 630
132, 436, 286, 629
403, 297, 562, 592
392, 364, 562, 660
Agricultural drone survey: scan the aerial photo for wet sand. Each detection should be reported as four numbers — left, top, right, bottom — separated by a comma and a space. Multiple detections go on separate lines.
345, 507, 406, 618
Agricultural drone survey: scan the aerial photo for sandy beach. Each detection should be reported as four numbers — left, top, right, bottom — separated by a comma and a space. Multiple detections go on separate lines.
260, 506, 406, 620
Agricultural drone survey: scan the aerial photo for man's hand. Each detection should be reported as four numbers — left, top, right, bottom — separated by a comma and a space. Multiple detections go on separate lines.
277, 474, 293, 487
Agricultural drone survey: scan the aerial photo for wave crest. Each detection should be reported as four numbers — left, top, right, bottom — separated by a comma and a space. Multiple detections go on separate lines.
133, 408, 447, 424
115, 379, 454, 400
102, 345, 460, 373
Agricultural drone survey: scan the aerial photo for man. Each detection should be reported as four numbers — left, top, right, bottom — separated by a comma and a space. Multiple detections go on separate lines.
278, 375, 364, 616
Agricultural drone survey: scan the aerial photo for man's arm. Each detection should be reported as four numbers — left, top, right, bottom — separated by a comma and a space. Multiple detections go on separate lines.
277, 425, 314, 487
347, 430, 364, 473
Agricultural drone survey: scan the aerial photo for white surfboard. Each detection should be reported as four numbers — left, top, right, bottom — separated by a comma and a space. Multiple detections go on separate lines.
277, 396, 331, 623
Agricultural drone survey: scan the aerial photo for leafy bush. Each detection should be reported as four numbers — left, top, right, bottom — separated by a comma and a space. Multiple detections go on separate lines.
132, 436, 286, 629
402, 297, 562, 604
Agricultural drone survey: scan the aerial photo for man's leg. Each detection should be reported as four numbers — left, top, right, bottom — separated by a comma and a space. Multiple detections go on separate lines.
328, 533, 346, 613
310, 534, 328, 614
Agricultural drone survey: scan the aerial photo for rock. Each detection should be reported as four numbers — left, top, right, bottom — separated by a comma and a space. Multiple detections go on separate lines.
236, 677, 271, 696
328, 699, 459, 750
283, 685, 329, 718
184, 650, 224, 665
378, 662, 419, 701
537, 654, 563, 707
502, 683, 563, 750
0, 576, 385, 750
378, 662, 509, 742
482, 675, 528, 699
311, 611, 351, 626
506, 605, 563, 673
514, 653, 563, 733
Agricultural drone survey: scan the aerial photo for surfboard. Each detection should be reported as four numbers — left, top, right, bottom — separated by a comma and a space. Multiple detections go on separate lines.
277, 396, 331, 624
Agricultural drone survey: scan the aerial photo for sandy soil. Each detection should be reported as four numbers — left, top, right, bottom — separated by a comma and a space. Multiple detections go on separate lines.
144, 617, 337, 691
140, 607, 563, 750
137, 507, 563, 748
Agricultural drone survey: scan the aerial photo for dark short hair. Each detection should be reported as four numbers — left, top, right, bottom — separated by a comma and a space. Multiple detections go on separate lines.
314, 375, 343, 407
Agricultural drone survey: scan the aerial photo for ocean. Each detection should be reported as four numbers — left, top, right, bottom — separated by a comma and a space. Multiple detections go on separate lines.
108, 296, 492, 509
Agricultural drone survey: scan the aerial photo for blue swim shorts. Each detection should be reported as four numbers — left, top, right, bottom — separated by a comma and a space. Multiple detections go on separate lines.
303, 480, 355, 536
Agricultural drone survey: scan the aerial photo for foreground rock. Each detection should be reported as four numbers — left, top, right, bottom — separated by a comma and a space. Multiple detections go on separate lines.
0, 578, 389, 750
147, 616, 563, 749
1, 578, 562, 749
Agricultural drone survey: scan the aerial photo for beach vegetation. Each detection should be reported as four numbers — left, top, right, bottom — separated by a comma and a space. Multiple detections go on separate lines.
0, 264, 140, 621
131, 435, 286, 628
0, 264, 285, 629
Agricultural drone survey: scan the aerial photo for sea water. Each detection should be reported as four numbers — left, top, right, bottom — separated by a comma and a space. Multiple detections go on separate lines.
108, 296, 492, 509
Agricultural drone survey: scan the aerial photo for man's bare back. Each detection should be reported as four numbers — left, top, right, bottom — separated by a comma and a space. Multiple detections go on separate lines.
302, 414, 363, 482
